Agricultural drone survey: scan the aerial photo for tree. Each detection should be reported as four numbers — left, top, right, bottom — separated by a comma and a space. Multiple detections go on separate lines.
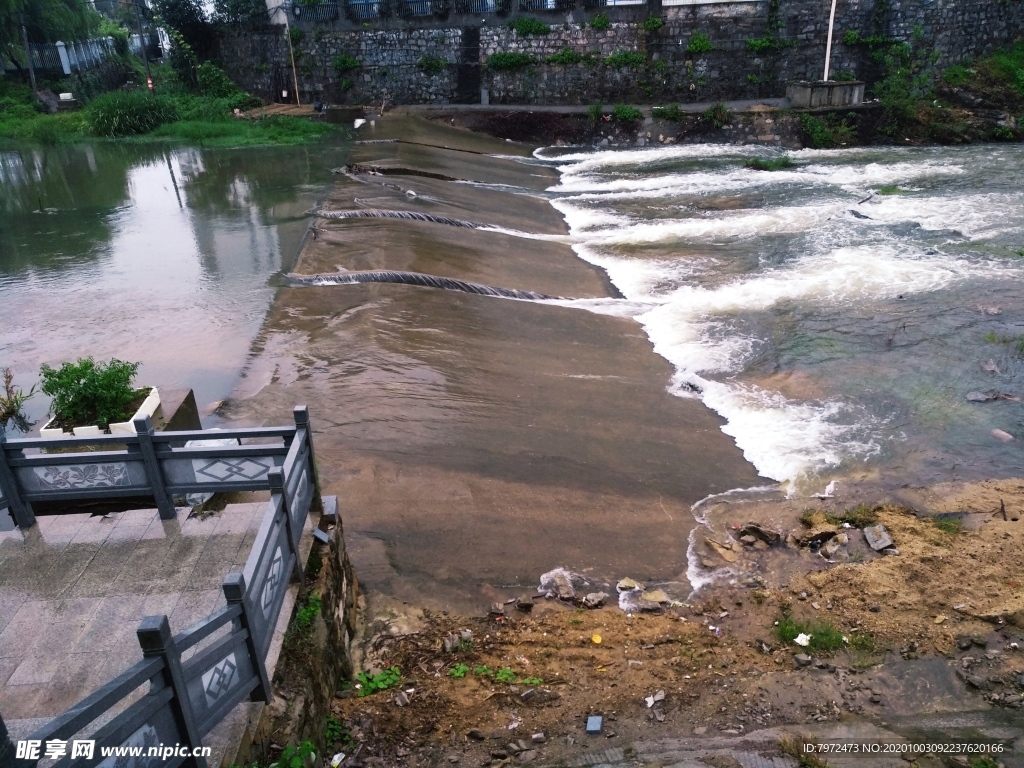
213, 0, 269, 26
151, 0, 216, 59
1, 0, 101, 63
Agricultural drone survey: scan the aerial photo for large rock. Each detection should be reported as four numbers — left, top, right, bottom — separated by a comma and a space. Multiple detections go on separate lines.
862, 524, 893, 551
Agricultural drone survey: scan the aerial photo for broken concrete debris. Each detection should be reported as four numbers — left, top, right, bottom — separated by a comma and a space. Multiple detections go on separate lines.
585, 716, 603, 735
862, 524, 894, 551
582, 592, 608, 608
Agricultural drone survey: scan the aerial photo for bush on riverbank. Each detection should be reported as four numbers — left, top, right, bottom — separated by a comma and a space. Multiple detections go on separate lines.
0, 68, 334, 148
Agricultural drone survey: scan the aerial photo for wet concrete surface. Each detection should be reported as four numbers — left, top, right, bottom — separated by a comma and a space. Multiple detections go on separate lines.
223, 115, 763, 612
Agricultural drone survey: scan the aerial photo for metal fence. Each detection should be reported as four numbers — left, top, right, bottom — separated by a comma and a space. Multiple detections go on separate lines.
9, 407, 323, 768
1, 37, 118, 76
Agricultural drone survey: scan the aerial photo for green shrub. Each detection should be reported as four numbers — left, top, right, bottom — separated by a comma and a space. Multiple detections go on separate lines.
274, 741, 316, 768
333, 53, 361, 73
702, 101, 732, 128
197, 62, 240, 98
800, 113, 856, 148
746, 35, 792, 53
587, 102, 603, 124
40, 357, 142, 430
612, 103, 642, 122
546, 47, 587, 65
589, 12, 610, 30
833, 70, 856, 81
87, 91, 178, 137
652, 104, 683, 120
356, 666, 401, 696
942, 64, 972, 86
0, 368, 35, 432
642, 16, 663, 31
842, 29, 860, 45
604, 50, 645, 68
488, 51, 535, 70
745, 157, 795, 171
294, 592, 322, 631
289, 26, 304, 45
509, 17, 550, 35
418, 55, 447, 74
686, 31, 713, 54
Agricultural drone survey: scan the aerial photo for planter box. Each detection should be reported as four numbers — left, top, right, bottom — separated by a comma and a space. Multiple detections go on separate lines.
787, 80, 865, 109
40, 388, 161, 438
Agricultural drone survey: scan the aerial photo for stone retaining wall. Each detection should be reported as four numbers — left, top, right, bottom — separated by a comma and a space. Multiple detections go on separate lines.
219, 0, 1024, 105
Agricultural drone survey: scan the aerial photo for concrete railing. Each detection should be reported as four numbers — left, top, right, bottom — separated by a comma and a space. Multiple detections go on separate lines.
8, 407, 326, 768
0, 408, 321, 530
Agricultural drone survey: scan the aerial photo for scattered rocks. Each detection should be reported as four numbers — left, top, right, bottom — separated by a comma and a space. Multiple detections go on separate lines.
956, 635, 974, 650
468, 730, 486, 741
737, 522, 781, 545
515, 595, 534, 612
966, 390, 1020, 403
794, 653, 814, 668
616, 577, 644, 592
863, 524, 894, 551
582, 592, 609, 608
992, 428, 1015, 442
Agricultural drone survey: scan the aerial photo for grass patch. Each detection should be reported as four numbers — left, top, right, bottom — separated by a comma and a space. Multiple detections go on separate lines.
642, 16, 663, 31
686, 32, 713, 55
652, 104, 683, 120
488, 51, 536, 71
800, 504, 879, 528
800, 112, 857, 148
612, 104, 642, 122
877, 184, 909, 195
150, 116, 334, 147
983, 331, 1024, 356
930, 516, 965, 535
546, 48, 599, 66
775, 610, 845, 653
604, 50, 646, 69
587, 102, 603, 124
509, 17, 550, 35
702, 102, 732, 128
293, 592, 322, 632
745, 157, 795, 171
447, 663, 470, 678
589, 12, 610, 29
333, 53, 361, 74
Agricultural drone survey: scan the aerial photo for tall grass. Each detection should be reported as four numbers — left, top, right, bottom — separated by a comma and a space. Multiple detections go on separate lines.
87, 91, 179, 137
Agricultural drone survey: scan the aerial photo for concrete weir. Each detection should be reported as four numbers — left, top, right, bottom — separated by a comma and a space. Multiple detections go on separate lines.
221, 114, 764, 613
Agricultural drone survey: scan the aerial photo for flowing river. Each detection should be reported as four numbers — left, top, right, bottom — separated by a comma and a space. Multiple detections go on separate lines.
537, 143, 1024, 496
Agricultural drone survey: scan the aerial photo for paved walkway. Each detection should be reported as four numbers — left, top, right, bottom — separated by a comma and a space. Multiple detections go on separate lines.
0, 502, 307, 767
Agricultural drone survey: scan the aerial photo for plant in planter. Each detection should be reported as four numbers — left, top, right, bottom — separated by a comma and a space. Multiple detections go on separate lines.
0, 367, 36, 434
39, 357, 160, 437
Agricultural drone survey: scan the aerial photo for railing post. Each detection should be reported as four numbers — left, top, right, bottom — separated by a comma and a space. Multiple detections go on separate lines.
137, 616, 208, 768
223, 573, 272, 702
133, 415, 177, 521
269, 469, 304, 584
292, 406, 323, 513
0, 433, 34, 529
55, 41, 71, 75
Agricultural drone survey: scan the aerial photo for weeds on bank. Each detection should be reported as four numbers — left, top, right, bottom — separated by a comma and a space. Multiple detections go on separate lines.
0, 367, 35, 432
779, 738, 830, 768
799, 504, 879, 528
294, 593, 323, 632
983, 331, 1024, 356
930, 516, 965, 535
774, 610, 845, 653
270, 741, 317, 768
356, 666, 402, 696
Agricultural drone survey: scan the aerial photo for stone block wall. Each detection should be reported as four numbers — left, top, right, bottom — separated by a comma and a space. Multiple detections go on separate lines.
219, 0, 1024, 106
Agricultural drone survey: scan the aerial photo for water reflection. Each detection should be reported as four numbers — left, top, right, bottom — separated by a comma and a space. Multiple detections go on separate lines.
0, 139, 348, 433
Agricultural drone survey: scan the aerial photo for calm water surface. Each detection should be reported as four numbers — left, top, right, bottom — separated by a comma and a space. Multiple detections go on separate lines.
0, 139, 348, 433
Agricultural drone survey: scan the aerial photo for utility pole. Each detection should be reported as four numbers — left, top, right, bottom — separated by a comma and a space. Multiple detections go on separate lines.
20, 13, 38, 97
822, 0, 838, 81
132, 0, 154, 92
283, 14, 301, 106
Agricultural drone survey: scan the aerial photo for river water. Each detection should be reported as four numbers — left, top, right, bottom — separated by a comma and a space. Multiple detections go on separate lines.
0, 140, 347, 434
537, 143, 1024, 495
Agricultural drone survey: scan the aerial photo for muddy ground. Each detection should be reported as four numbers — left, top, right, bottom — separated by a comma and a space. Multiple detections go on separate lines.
314, 483, 1024, 768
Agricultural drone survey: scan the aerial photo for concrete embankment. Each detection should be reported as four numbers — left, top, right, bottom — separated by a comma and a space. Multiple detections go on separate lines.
221, 113, 763, 612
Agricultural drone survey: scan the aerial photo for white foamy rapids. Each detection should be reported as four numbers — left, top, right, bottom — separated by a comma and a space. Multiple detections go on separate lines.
583, 203, 842, 245
535, 143, 763, 171
797, 160, 965, 190
698, 381, 883, 490
639, 247, 1010, 377
863, 192, 1024, 238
